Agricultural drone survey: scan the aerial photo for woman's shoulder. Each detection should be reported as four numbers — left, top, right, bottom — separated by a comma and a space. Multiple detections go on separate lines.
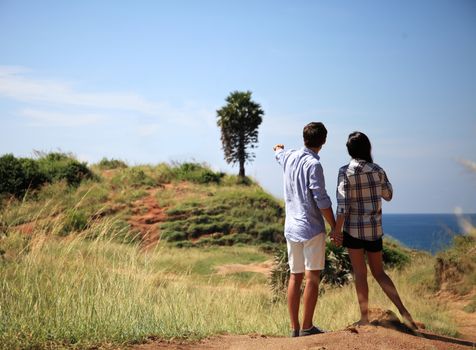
368, 162, 386, 172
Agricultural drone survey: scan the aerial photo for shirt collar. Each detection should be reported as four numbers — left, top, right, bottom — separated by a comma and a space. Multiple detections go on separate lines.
303, 147, 320, 160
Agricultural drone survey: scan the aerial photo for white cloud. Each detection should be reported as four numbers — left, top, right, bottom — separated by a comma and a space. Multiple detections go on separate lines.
20, 108, 107, 127
0, 66, 160, 114
0, 65, 217, 131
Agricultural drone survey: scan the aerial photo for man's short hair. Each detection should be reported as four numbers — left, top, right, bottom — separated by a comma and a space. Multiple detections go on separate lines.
303, 122, 327, 148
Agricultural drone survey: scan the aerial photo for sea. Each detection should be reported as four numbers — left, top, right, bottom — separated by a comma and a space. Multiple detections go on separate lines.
382, 213, 476, 254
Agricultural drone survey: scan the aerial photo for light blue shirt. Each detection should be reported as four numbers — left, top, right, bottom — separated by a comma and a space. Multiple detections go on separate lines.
275, 147, 332, 242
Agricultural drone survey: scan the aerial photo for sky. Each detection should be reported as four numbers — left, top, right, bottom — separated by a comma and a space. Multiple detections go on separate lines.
0, 0, 475, 213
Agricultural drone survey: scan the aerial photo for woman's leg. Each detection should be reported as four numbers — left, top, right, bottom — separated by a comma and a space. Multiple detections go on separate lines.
348, 248, 369, 324
367, 251, 417, 329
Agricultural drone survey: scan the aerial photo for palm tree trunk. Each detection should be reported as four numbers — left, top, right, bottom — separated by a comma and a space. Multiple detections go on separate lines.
238, 136, 245, 178
239, 160, 245, 177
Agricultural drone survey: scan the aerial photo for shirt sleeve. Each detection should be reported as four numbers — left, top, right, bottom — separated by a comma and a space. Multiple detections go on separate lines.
336, 168, 350, 215
379, 168, 393, 201
274, 149, 286, 168
309, 163, 332, 209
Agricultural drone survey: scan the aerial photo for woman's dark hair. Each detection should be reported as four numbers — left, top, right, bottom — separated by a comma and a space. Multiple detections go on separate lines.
346, 131, 373, 163
303, 122, 327, 148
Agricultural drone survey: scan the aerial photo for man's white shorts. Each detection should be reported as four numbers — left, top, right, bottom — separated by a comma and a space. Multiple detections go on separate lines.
286, 233, 326, 273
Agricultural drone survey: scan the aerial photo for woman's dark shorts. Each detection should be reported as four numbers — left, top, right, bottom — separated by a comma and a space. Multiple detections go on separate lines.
343, 231, 383, 252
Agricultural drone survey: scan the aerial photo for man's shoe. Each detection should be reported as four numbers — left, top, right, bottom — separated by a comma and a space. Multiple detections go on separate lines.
290, 329, 300, 337
299, 325, 326, 336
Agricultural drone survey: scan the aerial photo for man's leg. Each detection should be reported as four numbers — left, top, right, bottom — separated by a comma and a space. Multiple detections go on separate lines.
302, 269, 320, 329
288, 273, 304, 332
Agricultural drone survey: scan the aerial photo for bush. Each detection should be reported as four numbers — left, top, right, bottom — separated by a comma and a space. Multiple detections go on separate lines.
172, 162, 223, 184
382, 242, 411, 269
37, 152, 93, 186
161, 230, 187, 242
0, 152, 94, 199
322, 242, 352, 286
269, 244, 289, 299
0, 154, 25, 196
96, 158, 128, 170
18, 158, 47, 190
111, 168, 156, 188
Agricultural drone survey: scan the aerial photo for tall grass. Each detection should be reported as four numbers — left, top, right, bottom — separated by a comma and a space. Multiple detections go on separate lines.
0, 224, 288, 349
1, 224, 458, 349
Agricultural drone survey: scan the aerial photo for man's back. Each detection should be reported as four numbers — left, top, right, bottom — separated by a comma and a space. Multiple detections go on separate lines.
275, 147, 331, 242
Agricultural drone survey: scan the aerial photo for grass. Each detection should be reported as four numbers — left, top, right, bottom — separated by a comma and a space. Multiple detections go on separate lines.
435, 230, 476, 296
0, 231, 288, 349
1, 225, 460, 349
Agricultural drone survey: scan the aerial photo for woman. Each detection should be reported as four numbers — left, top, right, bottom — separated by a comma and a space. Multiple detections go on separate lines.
331, 131, 417, 329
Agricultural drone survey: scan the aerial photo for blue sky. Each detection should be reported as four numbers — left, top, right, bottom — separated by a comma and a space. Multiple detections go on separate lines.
1, 0, 475, 213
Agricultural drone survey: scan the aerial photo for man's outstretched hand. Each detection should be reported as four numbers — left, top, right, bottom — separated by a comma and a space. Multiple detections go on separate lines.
273, 144, 284, 151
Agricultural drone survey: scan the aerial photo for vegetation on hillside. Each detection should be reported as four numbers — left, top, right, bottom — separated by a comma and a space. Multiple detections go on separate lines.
0, 152, 93, 198
433, 159, 476, 310
0, 153, 465, 348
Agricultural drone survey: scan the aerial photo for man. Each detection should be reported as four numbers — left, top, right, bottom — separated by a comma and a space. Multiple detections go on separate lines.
274, 122, 336, 337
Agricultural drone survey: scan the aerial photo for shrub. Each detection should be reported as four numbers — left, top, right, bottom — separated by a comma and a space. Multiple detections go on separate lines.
18, 158, 47, 190
37, 152, 93, 186
97, 158, 128, 169
172, 162, 223, 184
269, 244, 289, 299
322, 242, 352, 286
0, 154, 25, 196
161, 230, 187, 242
112, 168, 157, 188
382, 242, 411, 269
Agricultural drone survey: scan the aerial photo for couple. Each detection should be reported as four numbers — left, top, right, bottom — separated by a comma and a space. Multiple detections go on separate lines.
274, 122, 417, 338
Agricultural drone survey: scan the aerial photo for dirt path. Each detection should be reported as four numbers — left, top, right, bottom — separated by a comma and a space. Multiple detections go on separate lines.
215, 260, 274, 276
128, 188, 167, 249
130, 308, 476, 350
131, 326, 475, 350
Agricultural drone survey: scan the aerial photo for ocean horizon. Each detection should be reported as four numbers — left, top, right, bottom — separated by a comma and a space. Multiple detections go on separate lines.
382, 213, 476, 254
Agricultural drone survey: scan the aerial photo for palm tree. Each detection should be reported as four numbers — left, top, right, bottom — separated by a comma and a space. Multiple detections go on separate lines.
216, 91, 264, 178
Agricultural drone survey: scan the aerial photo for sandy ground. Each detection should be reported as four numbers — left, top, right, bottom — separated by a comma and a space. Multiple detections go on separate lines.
131, 326, 476, 350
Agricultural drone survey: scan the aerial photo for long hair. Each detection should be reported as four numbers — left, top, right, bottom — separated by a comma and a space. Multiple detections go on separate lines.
346, 131, 373, 163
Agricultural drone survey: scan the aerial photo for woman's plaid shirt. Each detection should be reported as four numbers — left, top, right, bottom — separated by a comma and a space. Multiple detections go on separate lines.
336, 159, 393, 241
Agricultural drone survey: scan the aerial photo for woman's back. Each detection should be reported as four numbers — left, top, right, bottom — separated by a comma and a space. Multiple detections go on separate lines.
337, 159, 393, 241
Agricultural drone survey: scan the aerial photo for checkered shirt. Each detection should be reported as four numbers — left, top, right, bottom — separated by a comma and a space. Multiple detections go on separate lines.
336, 159, 393, 241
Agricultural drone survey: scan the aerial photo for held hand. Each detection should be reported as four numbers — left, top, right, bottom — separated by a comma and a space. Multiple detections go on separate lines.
330, 230, 343, 247
273, 144, 284, 151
